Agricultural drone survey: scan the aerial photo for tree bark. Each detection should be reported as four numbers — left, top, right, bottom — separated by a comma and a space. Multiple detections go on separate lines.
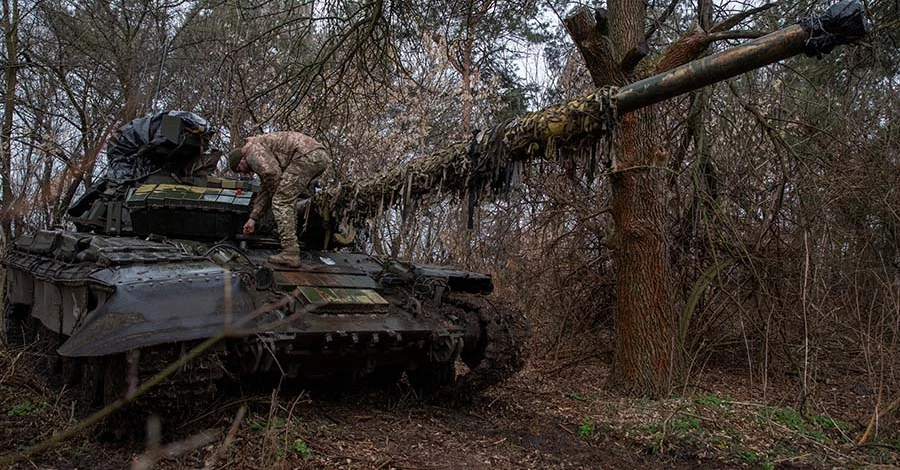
607, 108, 675, 397
564, 8, 623, 87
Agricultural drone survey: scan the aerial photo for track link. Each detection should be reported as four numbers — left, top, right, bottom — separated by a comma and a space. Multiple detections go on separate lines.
447, 294, 529, 394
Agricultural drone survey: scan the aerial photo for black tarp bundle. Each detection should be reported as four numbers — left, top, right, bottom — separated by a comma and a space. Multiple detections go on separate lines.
798, 0, 867, 57
106, 111, 213, 180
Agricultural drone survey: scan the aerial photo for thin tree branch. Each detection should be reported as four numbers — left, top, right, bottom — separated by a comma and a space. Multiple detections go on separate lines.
709, 3, 776, 33
620, 41, 650, 75
645, 0, 681, 41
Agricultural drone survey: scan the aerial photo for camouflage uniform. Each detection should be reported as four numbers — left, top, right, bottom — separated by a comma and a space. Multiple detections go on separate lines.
243, 132, 328, 250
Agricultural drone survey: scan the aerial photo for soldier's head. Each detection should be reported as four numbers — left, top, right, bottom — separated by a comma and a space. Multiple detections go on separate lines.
228, 148, 251, 174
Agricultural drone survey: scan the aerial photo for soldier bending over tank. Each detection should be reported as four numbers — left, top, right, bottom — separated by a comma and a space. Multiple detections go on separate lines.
228, 131, 328, 266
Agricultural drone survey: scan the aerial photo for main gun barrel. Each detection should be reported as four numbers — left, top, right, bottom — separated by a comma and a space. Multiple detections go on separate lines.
614, 0, 866, 114
317, 0, 867, 219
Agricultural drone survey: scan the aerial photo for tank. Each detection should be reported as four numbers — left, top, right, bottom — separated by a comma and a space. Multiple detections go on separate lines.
2, 111, 528, 410
1, 0, 865, 408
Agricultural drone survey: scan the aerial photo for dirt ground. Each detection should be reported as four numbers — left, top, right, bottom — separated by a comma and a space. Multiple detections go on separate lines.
0, 344, 897, 470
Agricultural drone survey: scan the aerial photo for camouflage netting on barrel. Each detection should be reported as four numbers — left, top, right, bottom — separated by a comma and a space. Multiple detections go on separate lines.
315, 86, 619, 225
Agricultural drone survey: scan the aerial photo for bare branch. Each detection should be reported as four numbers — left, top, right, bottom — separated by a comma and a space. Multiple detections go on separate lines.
564, 7, 624, 86
620, 41, 650, 75
645, 0, 682, 41
709, 3, 776, 33
654, 2, 774, 74
202, 405, 248, 470
594, 7, 609, 36
654, 27, 708, 73
698, 0, 712, 30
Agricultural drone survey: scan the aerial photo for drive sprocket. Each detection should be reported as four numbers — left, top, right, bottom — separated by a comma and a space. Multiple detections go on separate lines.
447, 294, 529, 393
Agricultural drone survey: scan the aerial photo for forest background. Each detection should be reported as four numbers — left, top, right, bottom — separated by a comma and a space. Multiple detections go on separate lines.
0, 0, 899, 468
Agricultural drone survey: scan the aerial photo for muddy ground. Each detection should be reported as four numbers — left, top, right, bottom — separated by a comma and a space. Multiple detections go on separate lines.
0, 344, 897, 470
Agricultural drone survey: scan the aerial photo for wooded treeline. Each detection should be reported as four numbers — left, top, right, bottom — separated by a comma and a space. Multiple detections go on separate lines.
1, 0, 898, 421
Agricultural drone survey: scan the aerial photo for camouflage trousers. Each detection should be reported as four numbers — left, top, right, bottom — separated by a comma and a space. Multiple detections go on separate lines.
272, 148, 328, 250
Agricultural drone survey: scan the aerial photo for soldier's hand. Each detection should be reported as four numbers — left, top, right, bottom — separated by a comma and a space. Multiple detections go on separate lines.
243, 219, 256, 235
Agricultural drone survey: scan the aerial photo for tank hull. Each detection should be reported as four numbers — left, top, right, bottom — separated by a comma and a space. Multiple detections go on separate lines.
3, 232, 504, 382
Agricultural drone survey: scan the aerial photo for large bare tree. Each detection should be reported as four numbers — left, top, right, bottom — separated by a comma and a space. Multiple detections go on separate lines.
562, 0, 779, 395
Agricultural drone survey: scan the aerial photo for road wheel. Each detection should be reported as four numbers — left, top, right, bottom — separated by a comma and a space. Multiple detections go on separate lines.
448, 295, 529, 394
83, 353, 143, 442
80, 357, 106, 407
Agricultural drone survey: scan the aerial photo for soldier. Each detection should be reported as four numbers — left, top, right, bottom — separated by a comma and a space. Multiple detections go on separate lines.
228, 131, 328, 266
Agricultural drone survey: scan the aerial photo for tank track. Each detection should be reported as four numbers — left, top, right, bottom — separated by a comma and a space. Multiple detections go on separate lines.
4, 316, 228, 441
74, 346, 227, 440
9, 291, 527, 436
447, 294, 529, 394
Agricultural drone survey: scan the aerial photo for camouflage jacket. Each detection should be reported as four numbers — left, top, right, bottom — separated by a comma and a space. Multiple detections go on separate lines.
242, 132, 325, 221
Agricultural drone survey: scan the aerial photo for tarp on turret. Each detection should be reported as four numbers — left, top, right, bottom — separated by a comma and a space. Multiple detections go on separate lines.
106, 111, 213, 180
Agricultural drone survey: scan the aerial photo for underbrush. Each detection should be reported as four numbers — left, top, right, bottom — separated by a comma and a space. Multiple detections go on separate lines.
1, 335, 899, 469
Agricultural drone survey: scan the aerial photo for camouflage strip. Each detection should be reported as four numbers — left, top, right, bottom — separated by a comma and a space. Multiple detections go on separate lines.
314, 86, 618, 225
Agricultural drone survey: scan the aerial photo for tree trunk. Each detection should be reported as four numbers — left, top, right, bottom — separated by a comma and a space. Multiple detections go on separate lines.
575, 0, 675, 397
564, 0, 675, 396
608, 110, 675, 397
1, 0, 19, 241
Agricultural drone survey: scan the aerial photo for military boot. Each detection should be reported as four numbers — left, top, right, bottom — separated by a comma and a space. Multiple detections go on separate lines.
268, 245, 302, 267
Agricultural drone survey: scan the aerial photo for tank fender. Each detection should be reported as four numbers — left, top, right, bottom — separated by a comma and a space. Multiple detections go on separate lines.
58, 262, 257, 357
